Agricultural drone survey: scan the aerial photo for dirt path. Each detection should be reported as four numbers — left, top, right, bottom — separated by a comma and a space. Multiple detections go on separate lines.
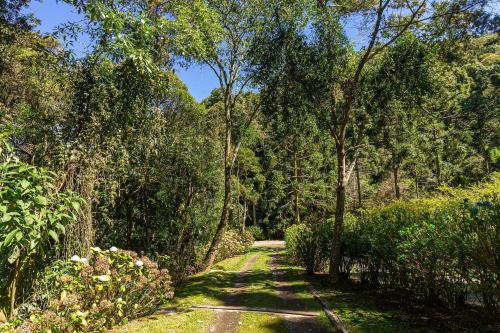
208, 254, 259, 333
269, 254, 330, 333
208, 241, 331, 333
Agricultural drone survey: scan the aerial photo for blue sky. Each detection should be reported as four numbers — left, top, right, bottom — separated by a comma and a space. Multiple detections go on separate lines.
25, 0, 499, 101
25, 0, 367, 101
27, 0, 220, 102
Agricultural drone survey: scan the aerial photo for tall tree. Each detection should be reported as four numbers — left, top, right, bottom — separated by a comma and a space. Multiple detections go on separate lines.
197, 0, 260, 269
313, 0, 489, 282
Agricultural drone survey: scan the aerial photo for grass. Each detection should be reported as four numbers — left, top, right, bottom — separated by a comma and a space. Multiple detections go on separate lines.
307, 275, 438, 333
109, 309, 216, 333
212, 249, 259, 271
114, 243, 472, 333
240, 312, 287, 333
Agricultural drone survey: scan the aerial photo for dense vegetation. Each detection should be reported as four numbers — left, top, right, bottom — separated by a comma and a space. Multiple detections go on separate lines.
286, 174, 499, 309
0, 0, 498, 331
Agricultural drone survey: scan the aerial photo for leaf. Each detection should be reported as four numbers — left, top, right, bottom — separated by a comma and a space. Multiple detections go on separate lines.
2, 213, 12, 222
71, 201, 81, 211
8, 246, 20, 264
54, 222, 66, 234
35, 195, 48, 206
48, 230, 59, 243
20, 179, 30, 189
3, 229, 19, 247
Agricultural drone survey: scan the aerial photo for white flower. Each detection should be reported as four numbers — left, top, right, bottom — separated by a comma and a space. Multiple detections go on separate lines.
80, 257, 89, 265
117, 297, 123, 302
70, 255, 81, 262
135, 260, 144, 267
91, 246, 101, 252
77, 311, 84, 317
110, 246, 118, 252
98, 275, 110, 282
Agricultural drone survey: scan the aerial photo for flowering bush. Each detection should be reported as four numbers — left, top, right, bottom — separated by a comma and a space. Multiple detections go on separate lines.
5, 247, 173, 332
214, 229, 254, 262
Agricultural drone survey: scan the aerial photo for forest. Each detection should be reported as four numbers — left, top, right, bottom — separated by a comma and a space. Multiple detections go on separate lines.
0, 0, 498, 332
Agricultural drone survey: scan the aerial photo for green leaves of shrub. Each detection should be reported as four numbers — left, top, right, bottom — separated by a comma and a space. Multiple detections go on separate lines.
0, 144, 83, 317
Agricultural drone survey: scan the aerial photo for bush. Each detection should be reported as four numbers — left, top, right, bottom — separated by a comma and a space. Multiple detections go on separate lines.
247, 226, 265, 240
0, 146, 82, 321
284, 223, 328, 274
341, 174, 500, 310
215, 229, 254, 262
2, 247, 173, 332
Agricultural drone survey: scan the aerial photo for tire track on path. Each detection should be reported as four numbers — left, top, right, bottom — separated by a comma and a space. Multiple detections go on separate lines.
269, 253, 331, 333
208, 253, 259, 333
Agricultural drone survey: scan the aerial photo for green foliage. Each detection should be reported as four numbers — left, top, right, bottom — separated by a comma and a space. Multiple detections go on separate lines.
247, 226, 265, 241
341, 174, 499, 310
0, 142, 82, 319
284, 223, 327, 274
1, 247, 172, 332
214, 230, 254, 263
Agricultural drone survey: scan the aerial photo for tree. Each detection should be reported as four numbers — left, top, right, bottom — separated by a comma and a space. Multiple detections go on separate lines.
197, 0, 261, 269
313, 0, 490, 282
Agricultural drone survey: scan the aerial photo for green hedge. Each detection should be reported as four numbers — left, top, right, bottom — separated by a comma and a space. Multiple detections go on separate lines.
286, 173, 499, 310
284, 221, 333, 274
348, 174, 499, 310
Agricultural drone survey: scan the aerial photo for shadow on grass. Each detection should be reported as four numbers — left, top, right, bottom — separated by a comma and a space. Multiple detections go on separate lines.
173, 268, 307, 309
307, 274, 498, 333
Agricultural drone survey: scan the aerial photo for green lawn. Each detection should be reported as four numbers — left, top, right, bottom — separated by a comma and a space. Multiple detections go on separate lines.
240, 312, 287, 333
109, 309, 216, 333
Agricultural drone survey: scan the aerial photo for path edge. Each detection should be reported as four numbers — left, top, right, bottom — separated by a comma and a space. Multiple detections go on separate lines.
305, 281, 349, 333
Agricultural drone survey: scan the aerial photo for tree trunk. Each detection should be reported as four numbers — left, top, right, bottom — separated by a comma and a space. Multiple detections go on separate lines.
242, 201, 247, 233
393, 160, 400, 199
203, 164, 232, 269
252, 203, 257, 226
236, 165, 240, 228
293, 153, 301, 224
329, 141, 346, 283
5, 256, 26, 320
203, 101, 233, 270
355, 158, 362, 209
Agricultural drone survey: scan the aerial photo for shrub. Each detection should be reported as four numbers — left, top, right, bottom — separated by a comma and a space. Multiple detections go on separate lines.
247, 226, 265, 240
215, 229, 254, 262
284, 223, 327, 274
3, 247, 173, 332
341, 174, 500, 310
0, 146, 82, 321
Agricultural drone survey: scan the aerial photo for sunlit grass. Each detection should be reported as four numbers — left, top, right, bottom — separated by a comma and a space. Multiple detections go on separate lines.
109, 309, 216, 333
240, 312, 287, 333
212, 248, 259, 271
169, 270, 239, 307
